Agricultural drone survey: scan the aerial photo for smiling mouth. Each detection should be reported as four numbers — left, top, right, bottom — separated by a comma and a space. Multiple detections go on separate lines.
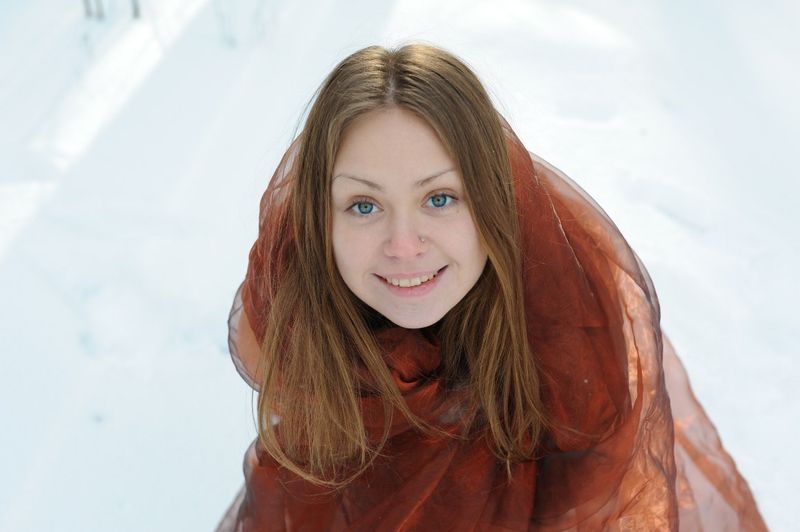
378, 266, 447, 287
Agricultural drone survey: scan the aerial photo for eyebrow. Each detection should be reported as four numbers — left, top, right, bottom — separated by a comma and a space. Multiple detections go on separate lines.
332, 168, 456, 192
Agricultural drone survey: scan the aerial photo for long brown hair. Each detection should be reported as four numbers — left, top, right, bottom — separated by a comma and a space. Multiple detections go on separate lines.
254, 42, 548, 488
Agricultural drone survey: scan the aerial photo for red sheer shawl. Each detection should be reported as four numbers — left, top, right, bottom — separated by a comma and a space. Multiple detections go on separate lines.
217, 121, 767, 531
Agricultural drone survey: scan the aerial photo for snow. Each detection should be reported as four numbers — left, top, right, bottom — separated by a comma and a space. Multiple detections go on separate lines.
0, 0, 796, 530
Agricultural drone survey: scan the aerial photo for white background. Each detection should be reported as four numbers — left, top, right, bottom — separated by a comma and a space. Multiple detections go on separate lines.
0, 0, 797, 530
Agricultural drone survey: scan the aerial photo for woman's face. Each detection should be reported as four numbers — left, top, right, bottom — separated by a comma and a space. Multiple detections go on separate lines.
331, 106, 488, 329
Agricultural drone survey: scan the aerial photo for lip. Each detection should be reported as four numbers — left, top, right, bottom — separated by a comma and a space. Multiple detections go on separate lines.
374, 265, 447, 298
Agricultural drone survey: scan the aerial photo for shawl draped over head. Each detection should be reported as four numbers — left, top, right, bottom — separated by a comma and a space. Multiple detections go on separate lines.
216, 120, 767, 531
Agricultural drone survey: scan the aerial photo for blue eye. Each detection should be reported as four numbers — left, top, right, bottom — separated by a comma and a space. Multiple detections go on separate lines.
347, 193, 455, 218
349, 200, 376, 216
427, 193, 454, 209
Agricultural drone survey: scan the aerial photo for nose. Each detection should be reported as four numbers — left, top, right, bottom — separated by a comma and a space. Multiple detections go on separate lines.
382, 214, 427, 259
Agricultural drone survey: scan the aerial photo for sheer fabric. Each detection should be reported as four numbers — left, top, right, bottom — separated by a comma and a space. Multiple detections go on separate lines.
216, 120, 766, 531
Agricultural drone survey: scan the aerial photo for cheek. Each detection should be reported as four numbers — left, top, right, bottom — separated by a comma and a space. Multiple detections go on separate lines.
332, 222, 369, 280
447, 216, 487, 264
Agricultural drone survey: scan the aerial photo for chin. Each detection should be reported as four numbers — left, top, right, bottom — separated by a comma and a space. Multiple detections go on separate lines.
384, 312, 443, 330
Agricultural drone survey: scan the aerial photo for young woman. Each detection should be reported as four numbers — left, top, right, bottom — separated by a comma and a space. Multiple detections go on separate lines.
217, 43, 766, 531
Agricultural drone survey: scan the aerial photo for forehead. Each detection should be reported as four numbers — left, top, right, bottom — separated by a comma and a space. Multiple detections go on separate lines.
331, 107, 458, 188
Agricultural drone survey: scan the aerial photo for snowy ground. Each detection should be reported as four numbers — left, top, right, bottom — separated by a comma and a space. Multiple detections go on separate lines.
1, 1, 797, 530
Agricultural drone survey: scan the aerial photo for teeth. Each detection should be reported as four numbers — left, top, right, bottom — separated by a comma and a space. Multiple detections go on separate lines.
385, 272, 437, 287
